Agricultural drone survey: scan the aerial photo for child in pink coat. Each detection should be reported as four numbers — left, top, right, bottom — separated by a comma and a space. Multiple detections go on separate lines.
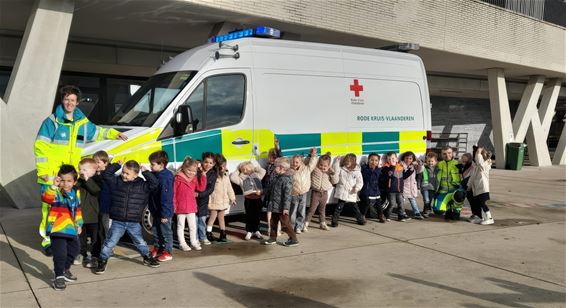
174, 157, 207, 251
401, 151, 424, 220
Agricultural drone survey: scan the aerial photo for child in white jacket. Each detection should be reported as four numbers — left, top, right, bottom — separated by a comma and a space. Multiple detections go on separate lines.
290, 148, 318, 234
468, 146, 494, 225
330, 154, 364, 227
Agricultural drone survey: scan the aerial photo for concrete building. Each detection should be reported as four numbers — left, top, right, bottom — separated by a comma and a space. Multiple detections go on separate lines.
0, 0, 565, 208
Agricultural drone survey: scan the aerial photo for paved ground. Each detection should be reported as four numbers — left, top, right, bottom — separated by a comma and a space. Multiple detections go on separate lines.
1, 166, 565, 307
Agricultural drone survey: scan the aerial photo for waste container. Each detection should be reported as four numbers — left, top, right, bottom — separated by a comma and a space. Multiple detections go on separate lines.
505, 143, 525, 170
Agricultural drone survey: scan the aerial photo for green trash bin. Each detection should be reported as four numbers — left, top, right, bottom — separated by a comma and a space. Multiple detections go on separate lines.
505, 143, 526, 170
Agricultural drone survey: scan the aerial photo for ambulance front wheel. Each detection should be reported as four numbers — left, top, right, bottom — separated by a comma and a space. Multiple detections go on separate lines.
141, 206, 153, 242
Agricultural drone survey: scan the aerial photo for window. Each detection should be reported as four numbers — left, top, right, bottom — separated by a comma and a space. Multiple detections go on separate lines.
158, 74, 245, 140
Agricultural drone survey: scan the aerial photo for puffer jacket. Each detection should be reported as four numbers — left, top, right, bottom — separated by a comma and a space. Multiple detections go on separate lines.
331, 159, 363, 202
292, 156, 318, 196
148, 168, 175, 219
266, 170, 294, 213
208, 173, 236, 211
102, 163, 159, 223
401, 162, 418, 198
196, 169, 218, 216
469, 151, 491, 196
174, 172, 207, 214
360, 164, 381, 198
380, 163, 413, 194
310, 167, 335, 192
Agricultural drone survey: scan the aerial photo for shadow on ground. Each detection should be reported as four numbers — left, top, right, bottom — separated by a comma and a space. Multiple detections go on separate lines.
389, 273, 566, 307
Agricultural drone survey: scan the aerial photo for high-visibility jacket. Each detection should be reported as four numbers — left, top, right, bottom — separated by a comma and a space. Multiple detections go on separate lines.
34, 105, 120, 185
435, 159, 461, 194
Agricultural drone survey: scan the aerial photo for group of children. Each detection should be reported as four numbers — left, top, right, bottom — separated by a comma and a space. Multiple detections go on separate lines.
43, 145, 494, 290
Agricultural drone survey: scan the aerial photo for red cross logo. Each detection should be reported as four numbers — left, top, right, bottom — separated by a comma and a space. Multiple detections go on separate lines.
350, 79, 363, 97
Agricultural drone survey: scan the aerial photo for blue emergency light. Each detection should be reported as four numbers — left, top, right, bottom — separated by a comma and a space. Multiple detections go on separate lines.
209, 26, 281, 43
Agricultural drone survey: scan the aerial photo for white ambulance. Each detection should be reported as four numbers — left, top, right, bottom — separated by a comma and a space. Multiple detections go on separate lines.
83, 27, 432, 235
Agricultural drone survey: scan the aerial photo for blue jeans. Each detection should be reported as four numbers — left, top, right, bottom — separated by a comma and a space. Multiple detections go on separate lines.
100, 221, 149, 260
197, 215, 207, 241
152, 217, 173, 253
422, 190, 436, 204
290, 194, 307, 231
407, 197, 421, 215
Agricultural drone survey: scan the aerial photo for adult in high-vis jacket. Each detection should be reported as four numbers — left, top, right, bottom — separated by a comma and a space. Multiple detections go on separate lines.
34, 85, 127, 254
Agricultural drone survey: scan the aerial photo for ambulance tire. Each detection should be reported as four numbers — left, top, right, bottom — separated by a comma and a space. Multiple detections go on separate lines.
141, 206, 153, 242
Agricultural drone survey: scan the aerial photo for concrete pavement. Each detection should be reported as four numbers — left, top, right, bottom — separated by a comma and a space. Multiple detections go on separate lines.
1, 166, 565, 307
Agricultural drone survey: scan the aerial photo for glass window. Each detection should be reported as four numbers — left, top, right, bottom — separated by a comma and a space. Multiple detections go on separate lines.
183, 82, 205, 132
110, 71, 196, 127
205, 75, 245, 129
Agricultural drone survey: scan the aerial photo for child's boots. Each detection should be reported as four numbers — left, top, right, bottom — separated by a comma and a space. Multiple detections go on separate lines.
218, 230, 228, 242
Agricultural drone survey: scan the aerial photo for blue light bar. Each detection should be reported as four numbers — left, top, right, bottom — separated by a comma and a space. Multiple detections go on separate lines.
208, 26, 281, 43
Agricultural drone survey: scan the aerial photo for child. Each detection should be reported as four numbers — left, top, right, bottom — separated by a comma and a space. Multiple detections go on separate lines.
263, 157, 298, 247
77, 158, 101, 268
330, 154, 364, 227
380, 152, 414, 222
359, 153, 384, 223
230, 160, 266, 240
174, 157, 207, 251
305, 152, 335, 230
468, 146, 495, 225
401, 151, 424, 220
262, 141, 282, 236
148, 151, 174, 262
42, 165, 83, 291
207, 154, 236, 242
418, 152, 438, 217
290, 148, 318, 233
196, 152, 217, 245
93, 150, 112, 235
95, 160, 160, 274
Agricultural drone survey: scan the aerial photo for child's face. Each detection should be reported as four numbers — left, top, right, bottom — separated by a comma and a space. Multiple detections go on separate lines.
274, 165, 286, 174
150, 161, 165, 173
442, 149, 454, 161
387, 155, 398, 165
268, 152, 277, 164
459, 155, 470, 165
403, 155, 414, 165
291, 157, 303, 170
241, 165, 253, 175
183, 165, 197, 180
94, 158, 108, 172
61, 94, 79, 115
368, 155, 379, 168
121, 166, 138, 182
79, 163, 97, 179
58, 173, 77, 193
219, 162, 227, 173
426, 157, 437, 167
202, 158, 215, 172
345, 157, 356, 169
318, 160, 330, 173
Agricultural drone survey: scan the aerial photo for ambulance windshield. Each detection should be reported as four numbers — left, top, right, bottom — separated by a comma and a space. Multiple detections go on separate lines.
110, 71, 196, 127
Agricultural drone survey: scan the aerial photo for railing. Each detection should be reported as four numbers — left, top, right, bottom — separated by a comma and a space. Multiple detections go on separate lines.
430, 133, 468, 158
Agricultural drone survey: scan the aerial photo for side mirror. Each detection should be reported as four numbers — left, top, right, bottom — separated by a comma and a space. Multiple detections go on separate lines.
172, 105, 194, 136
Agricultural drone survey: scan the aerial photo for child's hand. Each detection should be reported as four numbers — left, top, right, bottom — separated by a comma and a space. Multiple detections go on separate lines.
161, 218, 168, 224
255, 191, 262, 196
309, 147, 317, 157
39, 175, 49, 182
283, 209, 289, 215
230, 200, 237, 207
117, 160, 124, 166
53, 176, 61, 187
141, 165, 149, 172
350, 187, 358, 194
77, 226, 82, 235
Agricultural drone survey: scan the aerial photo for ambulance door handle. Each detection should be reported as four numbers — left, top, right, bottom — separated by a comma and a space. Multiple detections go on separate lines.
232, 138, 250, 145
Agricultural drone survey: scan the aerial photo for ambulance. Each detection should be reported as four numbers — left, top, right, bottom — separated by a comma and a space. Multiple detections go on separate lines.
83, 26, 432, 236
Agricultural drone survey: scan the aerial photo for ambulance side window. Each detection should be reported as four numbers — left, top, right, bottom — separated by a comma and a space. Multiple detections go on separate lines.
182, 82, 204, 132
205, 74, 245, 129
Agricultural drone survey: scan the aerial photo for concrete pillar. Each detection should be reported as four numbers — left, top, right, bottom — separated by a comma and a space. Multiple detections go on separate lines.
0, 0, 74, 208
487, 68, 514, 168
552, 120, 566, 165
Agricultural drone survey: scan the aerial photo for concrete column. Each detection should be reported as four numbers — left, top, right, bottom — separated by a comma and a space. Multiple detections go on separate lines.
487, 68, 514, 168
512, 76, 544, 142
0, 0, 74, 208
539, 79, 562, 139
552, 121, 566, 165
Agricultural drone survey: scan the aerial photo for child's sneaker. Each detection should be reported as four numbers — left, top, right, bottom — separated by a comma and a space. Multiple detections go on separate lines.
413, 214, 424, 220
262, 238, 277, 245
192, 244, 202, 251
254, 231, 263, 240
143, 256, 160, 268
295, 229, 302, 234
73, 255, 82, 265
94, 259, 107, 275
320, 222, 329, 230
180, 244, 191, 251
63, 269, 77, 282
202, 239, 212, 245
481, 218, 495, 225
157, 251, 173, 262
150, 247, 160, 258
303, 222, 309, 233
283, 239, 299, 247
472, 216, 483, 224
52, 276, 66, 291
206, 232, 216, 242
244, 232, 252, 240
